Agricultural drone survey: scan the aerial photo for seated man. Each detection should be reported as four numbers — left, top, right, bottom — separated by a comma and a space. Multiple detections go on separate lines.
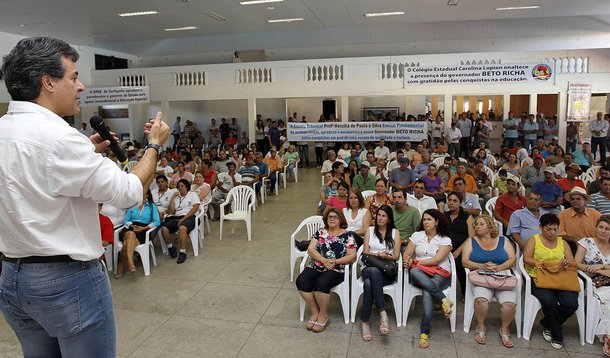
352, 161, 376, 192
214, 150, 231, 173
558, 187, 602, 247
532, 167, 563, 215
211, 162, 241, 220
263, 148, 282, 192
448, 177, 481, 216
389, 157, 416, 193
391, 188, 421, 251
407, 180, 437, 215
447, 163, 478, 194
588, 177, 610, 215
254, 152, 269, 195
238, 155, 260, 188
506, 191, 542, 249
320, 150, 346, 174
413, 152, 431, 180
587, 165, 610, 195
493, 175, 526, 230
521, 154, 545, 192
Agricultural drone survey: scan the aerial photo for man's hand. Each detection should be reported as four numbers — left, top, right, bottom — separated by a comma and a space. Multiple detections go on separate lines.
89, 131, 118, 154
145, 112, 170, 146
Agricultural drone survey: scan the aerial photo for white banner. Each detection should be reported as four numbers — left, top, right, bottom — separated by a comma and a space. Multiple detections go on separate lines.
567, 81, 592, 122
287, 122, 427, 142
81, 86, 150, 106
404, 63, 554, 86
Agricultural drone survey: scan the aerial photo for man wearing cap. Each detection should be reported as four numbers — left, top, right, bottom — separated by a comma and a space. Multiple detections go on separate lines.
556, 163, 586, 207
407, 180, 437, 215
572, 141, 595, 172
389, 157, 416, 192
558, 187, 602, 246
447, 163, 478, 194
553, 153, 574, 179
320, 150, 347, 174
588, 177, 610, 215
587, 165, 610, 194
506, 192, 542, 249
521, 154, 545, 191
493, 175, 526, 229
590, 111, 609, 163
532, 167, 563, 215
352, 161, 376, 192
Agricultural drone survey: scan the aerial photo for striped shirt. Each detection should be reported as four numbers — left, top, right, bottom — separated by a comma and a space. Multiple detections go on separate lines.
588, 192, 610, 215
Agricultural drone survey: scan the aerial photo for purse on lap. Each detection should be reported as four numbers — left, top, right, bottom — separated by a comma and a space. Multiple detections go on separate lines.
533, 260, 580, 292
468, 269, 517, 290
360, 253, 398, 277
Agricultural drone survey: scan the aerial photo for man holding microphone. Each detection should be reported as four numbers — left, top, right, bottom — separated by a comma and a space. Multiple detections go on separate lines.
0, 37, 169, 357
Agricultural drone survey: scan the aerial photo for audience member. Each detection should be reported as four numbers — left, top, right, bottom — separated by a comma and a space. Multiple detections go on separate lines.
445, 192, 475, 296
447, 163, 477, 194
343, 189, 371, 246
493, 175, 526, 230
588, 166, 610, 195
211, 162, 241, 221
352, 161, 376, 192
532, 167, 563, 215
559, 187, 602, 247
321, 150, 346, 174
389, 157, 416, 193
506, 191, 543, 249
170, 161, 194, 189
522, 155, 545, 191
556, 163, 585, 207
449, 177, 481, 216
407, 180, 437, 215
324, 181, 349, 214
589, 177, 610, 215
391, 189, 422, 250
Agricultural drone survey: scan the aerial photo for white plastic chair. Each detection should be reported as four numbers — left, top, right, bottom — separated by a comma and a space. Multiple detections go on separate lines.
350, 246, 403, 326
290, 216, 324, 282
361, 190, 376, 200
158, 210, 206, 257
104, 243, 114, 272
485, 196, 498, 216
264, 171, 279, 196
402, 254, 457, 332
298, 252, 350, 324
432, 156, 449, 167
579, 271, 602, 344
518, 256, 585, 344
219, 185, 256, 241
113, 226, 157, 276
123, 161, 138, 172
463, 253, 522, 337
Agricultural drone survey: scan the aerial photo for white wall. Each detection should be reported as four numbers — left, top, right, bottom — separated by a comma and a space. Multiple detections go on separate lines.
256, 98, 286, 120
170, 99, 249, 141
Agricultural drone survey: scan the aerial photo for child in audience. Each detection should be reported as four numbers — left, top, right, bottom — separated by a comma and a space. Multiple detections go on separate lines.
318, 176, 338, 214
493, 169, 509, 195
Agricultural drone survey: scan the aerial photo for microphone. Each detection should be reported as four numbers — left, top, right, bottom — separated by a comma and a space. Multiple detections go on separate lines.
89, 116, 128, 165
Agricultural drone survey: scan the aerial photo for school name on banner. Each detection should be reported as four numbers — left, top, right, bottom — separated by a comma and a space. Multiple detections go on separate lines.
404, 63, 553, 86
287, 122, 427, 142
81, 86, 150, 106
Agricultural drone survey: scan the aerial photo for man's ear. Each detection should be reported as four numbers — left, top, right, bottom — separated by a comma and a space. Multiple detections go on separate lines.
40, 74, 56, 93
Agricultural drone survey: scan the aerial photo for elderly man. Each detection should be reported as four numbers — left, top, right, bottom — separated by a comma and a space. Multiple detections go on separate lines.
506, 191, 542, 249
558, 187, 602, 246
402, 141, 416, 162
391, 188, 421, 250
352, 161, 376, 192
374, 139, 391, 161
493, 175, 526, 230
447, 163, 478, 194
407, 180, 437, 215
413, 152, 431, 180
211, 162, 241, 220
389, 157, 416, 192
588, 177, 610, 215
320, 149, 347, 174
522, 154, 546, 191
590, 111, 609, 163
532, 167, 563, 215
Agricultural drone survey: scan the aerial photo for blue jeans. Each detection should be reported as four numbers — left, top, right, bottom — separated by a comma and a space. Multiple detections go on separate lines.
523, 139, 536, 153
0, 259, 115, 358
409, 268, 450, 334
298, 145, 309, 166
360, 267, 395, 322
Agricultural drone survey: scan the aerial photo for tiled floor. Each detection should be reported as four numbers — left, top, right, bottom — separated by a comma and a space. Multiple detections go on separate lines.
0, 168, 604, 357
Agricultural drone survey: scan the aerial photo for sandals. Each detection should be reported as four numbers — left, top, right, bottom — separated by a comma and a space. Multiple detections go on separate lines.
418, 333, 430, 349
312, 319, 329, 333
498, 329, 514, 348
362, 323, 373, 342
441, 298, 453, 319
305, 320, 315, 330
474, 330, 487, 345
379, 317, 390, 335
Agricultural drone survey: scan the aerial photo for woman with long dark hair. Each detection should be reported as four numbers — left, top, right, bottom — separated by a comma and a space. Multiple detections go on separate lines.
360, 205, 401, 342
403, 209, 454, 348
256, 118, 267, 154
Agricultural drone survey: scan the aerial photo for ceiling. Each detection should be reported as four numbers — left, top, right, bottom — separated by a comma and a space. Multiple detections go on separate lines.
2, 0, 610, 65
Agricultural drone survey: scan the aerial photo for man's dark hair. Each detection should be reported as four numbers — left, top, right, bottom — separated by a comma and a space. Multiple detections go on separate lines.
453, 177, 466, 185
2, 37, 79, 101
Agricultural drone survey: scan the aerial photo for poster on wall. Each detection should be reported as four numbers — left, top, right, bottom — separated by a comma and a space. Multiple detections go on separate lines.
567, 81, 592, 122
287, 121, 426, 142
80, 86, 150, 106
404, 63, 554, 87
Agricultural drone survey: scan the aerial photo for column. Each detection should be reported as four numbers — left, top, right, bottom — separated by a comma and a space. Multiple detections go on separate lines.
404, 96, 413, 116
529, 94, 538, 114
248, 98, 257, 144
431, 96, 439, 117
558, 91, 568, 148
503, 94, 511, 119
340, 96, 349, 122
443, 94, 453, 127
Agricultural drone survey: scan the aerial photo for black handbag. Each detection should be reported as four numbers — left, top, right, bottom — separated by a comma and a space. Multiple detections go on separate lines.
295, 240, 310, 252
360, 253, 398, 277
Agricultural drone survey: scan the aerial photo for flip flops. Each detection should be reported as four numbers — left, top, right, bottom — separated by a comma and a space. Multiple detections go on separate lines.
312, 319, 329, 333
498, 329, 514, 348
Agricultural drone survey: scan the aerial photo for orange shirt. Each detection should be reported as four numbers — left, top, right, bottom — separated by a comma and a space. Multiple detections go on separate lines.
264, 157, 282, 172
558, 207, 602, 241
447, 173, 478, 194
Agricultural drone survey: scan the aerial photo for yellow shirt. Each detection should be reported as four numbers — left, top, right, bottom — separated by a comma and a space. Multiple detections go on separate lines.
525, 234, 565, 277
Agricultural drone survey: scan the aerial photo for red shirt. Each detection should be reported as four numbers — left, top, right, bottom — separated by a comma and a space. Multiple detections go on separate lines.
99, 213, 114, 244
494, 193, 526, 223
556, 178, 585, 194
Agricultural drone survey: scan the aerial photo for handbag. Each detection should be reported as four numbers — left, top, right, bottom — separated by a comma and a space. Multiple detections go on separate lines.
295, 240, 310, 252
360, 253, 398, 277
468, 269, 517, 290
592, 274, 610, 288
533, 260, 580, 292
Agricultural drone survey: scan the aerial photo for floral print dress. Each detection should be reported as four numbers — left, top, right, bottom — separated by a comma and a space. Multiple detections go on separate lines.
308, 229, 356, 273
579, 237, 610, 340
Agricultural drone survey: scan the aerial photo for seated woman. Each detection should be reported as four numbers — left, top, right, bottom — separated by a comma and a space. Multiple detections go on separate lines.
403, 209, 453, 348
360, 205, 401, 341
462, 215, 517, 348
524, 214, 578, 349
116, 190, 161, 279
160, 179, 200, 264
343, 188, 371, 247
170, 161, 194, 189
286, 145, 300, 181
296, 208, 357, 333
501, 153, 522, 178
365, 178, 392, 225
445, 192, 475, 296
323, 180, 349, 214
191, 172, 212, 207
575, 215, 610, 356
421, 163, 446, 212
331, 161, 350, 188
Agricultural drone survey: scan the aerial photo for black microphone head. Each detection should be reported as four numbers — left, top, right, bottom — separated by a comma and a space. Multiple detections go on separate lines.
89, 115, 104, 129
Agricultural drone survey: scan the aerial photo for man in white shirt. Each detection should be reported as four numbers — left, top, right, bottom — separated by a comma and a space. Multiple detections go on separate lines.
320, 150, 347, 173
211, 161, 241, 220
374, 139, 391, 161
429, 115, 444, 148
445, 121, 462, 157
590, 111, 609, 163
553, 153, 574, 179
407, 180, 438, 215
0, 37, 170, 357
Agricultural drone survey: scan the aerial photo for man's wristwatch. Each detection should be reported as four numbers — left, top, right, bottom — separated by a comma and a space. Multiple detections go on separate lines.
145, 143, 161, 154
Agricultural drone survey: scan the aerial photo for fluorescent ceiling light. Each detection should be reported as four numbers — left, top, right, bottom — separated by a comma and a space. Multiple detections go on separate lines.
18, 21, 50, 27
204, 11, 228, 21
495, 5, 540, 11
164, 26, 199, 31
364, 11, 406, 17
240, 0, 283, 4
117, 11, 158, 17
447, 0, 460, 5
267, 18, 303, 23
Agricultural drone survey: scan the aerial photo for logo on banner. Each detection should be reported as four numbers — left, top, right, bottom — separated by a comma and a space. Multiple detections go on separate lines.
532, 64, 552, 81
